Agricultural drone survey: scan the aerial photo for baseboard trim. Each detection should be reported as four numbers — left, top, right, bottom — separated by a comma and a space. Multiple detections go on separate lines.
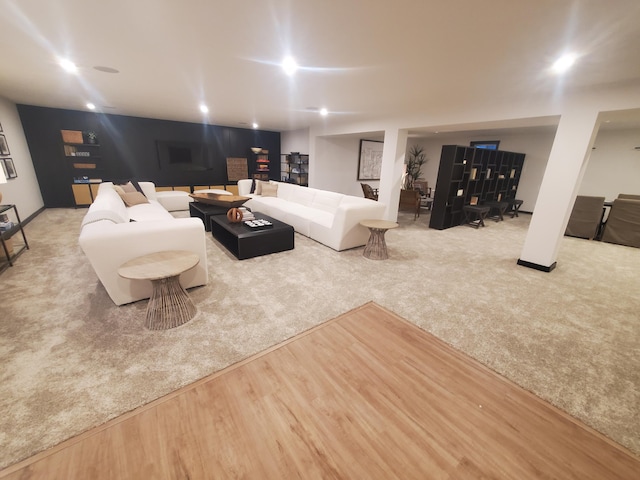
517, 258, 557, 272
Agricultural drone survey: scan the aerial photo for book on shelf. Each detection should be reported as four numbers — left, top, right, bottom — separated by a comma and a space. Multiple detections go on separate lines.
510, 169, 516, 178
471, 168, 477, 180
470, 196, 479, 205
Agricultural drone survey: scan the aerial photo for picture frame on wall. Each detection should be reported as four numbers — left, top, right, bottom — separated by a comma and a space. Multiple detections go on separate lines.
3, 158, 17, 178
357, 139, 383, 180
0, 158, 7, 178
0, 134, 9, 156
0, 122, 3, 132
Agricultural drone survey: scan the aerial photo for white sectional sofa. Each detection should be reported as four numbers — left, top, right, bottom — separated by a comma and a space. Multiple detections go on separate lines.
78, 182, 208, 306
238, 180, 386, 251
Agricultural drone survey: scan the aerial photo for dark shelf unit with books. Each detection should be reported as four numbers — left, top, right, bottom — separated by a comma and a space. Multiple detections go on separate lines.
252, 149, 270, 181
281, 152, 309, 186
60, 129, 105, 206
429, 145, 525, 230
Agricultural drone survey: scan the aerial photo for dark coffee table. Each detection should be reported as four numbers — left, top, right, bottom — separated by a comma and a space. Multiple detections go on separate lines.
189, 202, 229, 231
210, 213, 294, 260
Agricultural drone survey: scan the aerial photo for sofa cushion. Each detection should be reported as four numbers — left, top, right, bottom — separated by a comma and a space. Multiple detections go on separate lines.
261, 182, 278, 197
128, 201, 174, 222
81, 210, 128, 228
138, 181, 158, 201
120, 181, 137, 193
289, 186, 316, 206
120, 191, 150, 207
91, 184, 129, 223
311, 190, 343, 214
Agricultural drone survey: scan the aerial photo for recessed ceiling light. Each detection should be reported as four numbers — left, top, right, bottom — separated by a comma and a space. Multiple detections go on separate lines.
319, 108, 328, 116
252, 122, 259, 129
551, 53, 577, 74
59, 58, 78, 74
199, 104, 209, 114
86, 103, 96, 110
282, 56, 298, 76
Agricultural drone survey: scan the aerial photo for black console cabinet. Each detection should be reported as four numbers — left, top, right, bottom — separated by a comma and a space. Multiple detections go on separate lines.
429, 145, 525, 230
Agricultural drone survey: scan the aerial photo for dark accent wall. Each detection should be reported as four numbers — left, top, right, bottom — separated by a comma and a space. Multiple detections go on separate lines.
18, 105, 280, 207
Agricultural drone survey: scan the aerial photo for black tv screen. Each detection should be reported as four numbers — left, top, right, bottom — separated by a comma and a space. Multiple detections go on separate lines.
156, 140, 209, 171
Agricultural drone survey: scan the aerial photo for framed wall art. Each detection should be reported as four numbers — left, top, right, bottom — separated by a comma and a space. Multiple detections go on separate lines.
0, 134, 9, 156
3, 158, 17, 178
357, 139, 383, 180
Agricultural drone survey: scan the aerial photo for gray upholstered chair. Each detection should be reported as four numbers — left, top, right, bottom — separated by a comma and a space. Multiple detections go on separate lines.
565, 195, 605, 240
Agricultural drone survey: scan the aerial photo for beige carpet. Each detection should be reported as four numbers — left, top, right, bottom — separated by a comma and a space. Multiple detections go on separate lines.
0, 207, 639, 470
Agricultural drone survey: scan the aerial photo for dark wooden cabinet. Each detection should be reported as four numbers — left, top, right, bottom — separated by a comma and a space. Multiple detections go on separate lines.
429, 145, 525, 230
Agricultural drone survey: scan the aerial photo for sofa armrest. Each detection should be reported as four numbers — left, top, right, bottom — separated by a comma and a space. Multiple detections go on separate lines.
79, 218, 208, 305
317, 199, 386, 250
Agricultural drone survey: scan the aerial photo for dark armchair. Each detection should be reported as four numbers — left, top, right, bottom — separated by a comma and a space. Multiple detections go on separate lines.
361, 183, 378, 201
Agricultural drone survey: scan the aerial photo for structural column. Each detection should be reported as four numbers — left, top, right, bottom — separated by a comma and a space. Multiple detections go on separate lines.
518, 107, 600, 271
378, 128, 408, 220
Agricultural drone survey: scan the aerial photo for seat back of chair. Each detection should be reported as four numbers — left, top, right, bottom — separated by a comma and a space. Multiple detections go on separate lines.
565, 195, 605, 240
361, 183, 378, 200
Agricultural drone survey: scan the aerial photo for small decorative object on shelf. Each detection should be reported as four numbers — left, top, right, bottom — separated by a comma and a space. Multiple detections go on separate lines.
86, 131, 98, 144
227, 207, 244, 223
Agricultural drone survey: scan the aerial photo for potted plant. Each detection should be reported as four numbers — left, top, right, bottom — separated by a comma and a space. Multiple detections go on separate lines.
405, 145, 427, 189
86, 131, 98, 144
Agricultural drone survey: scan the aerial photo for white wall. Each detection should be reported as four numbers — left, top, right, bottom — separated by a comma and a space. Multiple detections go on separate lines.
299, 120, 638, 215
580, 128, 640, 201
0, 97, 43, 219
314, 135, 371, 197
281, 128, 310, 156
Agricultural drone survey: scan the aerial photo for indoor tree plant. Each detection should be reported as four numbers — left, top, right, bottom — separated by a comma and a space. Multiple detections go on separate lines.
405, 145, 427, 189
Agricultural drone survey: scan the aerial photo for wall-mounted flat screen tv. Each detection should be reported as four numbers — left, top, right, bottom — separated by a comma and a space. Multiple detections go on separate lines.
156, 140, 209, 171
471, 140, 500, 150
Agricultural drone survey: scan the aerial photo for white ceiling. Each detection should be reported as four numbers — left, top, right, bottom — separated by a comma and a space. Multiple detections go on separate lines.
1, 0, 640, 133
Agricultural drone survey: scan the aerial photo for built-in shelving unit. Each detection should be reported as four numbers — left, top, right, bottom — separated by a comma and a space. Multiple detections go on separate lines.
61, 129, 104, 206
252, 149, 270, 181
281, 152, 309, 186
429, 145, 525, 230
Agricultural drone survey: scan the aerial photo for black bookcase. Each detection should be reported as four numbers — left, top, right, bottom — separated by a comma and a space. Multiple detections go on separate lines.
429, 145, 525, 230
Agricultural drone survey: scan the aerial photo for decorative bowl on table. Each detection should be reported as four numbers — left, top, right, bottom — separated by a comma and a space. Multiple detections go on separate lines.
189, 192, 250, 208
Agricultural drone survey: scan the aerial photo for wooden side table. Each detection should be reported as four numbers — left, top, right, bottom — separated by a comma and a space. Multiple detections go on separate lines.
118, 250, 199, 330
360, 219, 399, 260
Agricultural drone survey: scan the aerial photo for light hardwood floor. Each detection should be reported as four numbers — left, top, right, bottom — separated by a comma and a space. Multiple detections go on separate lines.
2, 302, 638, 479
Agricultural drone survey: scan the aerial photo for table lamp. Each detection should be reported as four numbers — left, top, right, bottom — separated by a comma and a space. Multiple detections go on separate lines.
0, 164, 6, 204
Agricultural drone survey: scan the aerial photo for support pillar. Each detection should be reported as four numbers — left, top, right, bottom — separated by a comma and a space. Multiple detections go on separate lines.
378, 128, 408, 220
518, 108, 600, 271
